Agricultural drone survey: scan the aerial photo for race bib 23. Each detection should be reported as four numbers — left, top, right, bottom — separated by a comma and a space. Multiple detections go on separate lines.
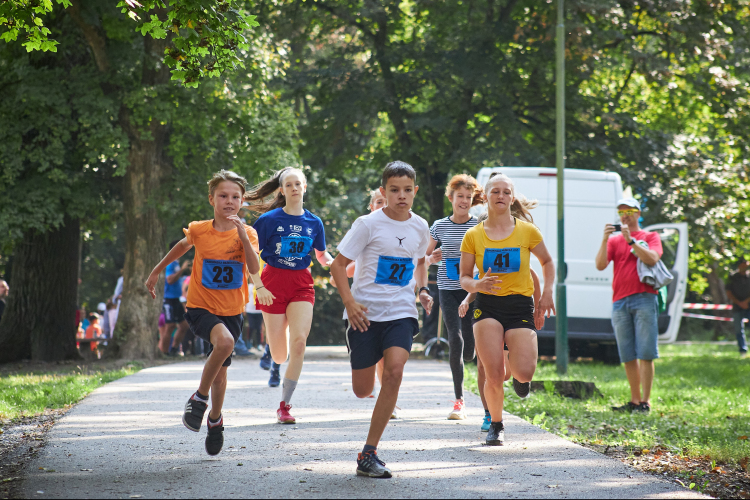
201, 259, 244, 290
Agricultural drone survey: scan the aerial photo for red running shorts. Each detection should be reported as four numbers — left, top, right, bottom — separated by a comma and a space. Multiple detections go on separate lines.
255, 265, 316, 314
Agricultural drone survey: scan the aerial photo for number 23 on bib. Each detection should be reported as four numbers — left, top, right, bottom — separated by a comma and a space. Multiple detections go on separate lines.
201, 259, 244, 290
375, 256, 416, 287
483, 247, 521, 274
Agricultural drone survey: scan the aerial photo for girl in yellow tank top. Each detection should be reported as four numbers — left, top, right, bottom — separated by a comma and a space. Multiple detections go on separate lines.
458, 172, 556, 446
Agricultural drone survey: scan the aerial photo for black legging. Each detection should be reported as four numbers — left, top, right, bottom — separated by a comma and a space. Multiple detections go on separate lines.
438, 289, 476, 400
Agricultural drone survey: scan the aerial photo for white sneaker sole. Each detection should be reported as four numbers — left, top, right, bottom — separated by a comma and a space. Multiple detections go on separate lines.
447, 411, 466, 420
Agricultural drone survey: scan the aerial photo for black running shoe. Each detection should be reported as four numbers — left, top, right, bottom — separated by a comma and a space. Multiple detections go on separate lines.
486, 421, 505, 446
512, 378, 530, 399
183, 394, 208, 432
635, 402, 651, 414
356, 451, 392, 478
611, 402, 639, 413
205, 418, 224, 456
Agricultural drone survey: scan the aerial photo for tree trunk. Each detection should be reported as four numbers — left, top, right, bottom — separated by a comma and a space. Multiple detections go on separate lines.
706, 262, 728, 305
0, 217, 81, 362
113, 34, 171, 360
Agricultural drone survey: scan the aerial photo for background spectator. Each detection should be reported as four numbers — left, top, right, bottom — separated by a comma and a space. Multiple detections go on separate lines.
726, 256, 750, 357
245, 283, 265, 351
85, 312, 102, 356
595, 197, 663, 413
0, 279, 8, 322
110, 269, 123, 334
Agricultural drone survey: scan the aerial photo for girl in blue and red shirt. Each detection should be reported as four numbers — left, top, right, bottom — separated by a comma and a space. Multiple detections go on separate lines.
245, 167, 334, 425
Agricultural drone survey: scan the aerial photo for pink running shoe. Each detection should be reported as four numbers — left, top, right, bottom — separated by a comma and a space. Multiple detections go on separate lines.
447, 399, 466, 420
277, 402, 296, 424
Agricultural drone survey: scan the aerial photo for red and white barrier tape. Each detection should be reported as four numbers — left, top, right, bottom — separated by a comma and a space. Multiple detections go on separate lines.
681, 312, 748, 323
683, 303, 734, 311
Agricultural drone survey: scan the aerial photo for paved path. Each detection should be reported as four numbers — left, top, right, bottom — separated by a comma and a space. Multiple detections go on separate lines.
23, 348, 702, 499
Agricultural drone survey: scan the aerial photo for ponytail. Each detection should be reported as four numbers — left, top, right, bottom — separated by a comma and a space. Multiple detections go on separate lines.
244, 167, 306, 214
510, 194, 538, 224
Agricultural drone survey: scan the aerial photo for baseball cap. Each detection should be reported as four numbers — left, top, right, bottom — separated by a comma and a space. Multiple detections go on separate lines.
617, 197, 640, 210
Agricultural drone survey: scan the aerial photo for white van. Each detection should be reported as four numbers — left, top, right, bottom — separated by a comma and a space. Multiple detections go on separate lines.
473, 167, 688, 362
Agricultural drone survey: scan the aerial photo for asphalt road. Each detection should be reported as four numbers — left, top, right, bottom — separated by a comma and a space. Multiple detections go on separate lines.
22, 347, 704, 499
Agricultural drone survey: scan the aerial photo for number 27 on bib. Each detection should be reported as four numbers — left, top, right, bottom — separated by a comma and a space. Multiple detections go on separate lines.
375, 256, 415, 287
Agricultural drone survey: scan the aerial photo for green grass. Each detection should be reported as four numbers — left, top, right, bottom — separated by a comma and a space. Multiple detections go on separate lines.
465, 344, 750, 463
0, 363, 143, 421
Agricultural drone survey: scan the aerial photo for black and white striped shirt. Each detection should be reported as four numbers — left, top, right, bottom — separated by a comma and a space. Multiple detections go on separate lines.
429, 216, 478, 290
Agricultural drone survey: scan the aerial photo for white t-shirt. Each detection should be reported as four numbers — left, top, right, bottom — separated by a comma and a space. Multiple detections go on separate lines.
337, 209, 430, 322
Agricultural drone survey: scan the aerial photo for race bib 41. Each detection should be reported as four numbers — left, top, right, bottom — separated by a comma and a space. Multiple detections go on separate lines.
483, 248, 521, 274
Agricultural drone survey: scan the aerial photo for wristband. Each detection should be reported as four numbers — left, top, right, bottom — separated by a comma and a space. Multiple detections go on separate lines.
256, 285, 265, 291
628, 240, 636, 246
418, 287, 430, 295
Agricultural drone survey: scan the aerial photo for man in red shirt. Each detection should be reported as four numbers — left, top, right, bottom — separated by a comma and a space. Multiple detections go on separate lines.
595, 198, 663, 413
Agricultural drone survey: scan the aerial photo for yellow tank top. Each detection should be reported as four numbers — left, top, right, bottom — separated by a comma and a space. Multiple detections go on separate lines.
460, 218, 542, 297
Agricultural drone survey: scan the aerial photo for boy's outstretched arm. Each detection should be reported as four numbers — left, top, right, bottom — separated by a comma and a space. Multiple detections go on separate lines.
145, 238, 193, 299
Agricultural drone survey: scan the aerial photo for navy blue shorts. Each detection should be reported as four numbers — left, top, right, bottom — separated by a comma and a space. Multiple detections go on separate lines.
345, 318, 419, 370
185, 308, 243, 367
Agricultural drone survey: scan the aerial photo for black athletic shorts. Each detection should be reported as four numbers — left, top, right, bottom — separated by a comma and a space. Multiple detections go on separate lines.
345, 318, 419, 370
162, 298, 186, 324
472, 293, 537, 332
184, 308, 243, 367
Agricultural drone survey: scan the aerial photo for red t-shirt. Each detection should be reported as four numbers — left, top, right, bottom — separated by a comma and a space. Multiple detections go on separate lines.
607, 230, 663, 303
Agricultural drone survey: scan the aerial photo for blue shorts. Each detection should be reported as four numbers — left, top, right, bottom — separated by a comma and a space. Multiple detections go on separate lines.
611, 293, 659, 363
345, 318, 419, 370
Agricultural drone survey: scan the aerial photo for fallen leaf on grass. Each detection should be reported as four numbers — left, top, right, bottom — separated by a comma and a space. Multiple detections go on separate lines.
738, 436, 748, 441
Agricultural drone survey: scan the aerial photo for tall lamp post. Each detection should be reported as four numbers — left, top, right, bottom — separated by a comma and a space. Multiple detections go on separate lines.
555, 0, 569, 374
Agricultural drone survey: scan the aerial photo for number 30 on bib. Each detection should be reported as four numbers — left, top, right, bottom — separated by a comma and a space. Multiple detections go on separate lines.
375, 256, 415, 287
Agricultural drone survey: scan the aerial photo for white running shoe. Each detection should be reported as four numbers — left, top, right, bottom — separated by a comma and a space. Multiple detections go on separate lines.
447, 400, 466, 420
390, 405, 401, 419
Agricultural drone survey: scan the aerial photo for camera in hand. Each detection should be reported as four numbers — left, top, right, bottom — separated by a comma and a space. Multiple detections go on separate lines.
612, 223, 622, 232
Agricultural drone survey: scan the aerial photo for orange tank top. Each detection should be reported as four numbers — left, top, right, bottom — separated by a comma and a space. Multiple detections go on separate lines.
184, 220, 259, 316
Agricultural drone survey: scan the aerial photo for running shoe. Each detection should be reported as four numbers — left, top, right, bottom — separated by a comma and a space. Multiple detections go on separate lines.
268, 366, 281, 387
611, 402, 640, 413
356, 451, 392, 478
512, 378, 531, 399
182, 393, 208, 432
205, 416, 224, 456
636, 402, 651, 414
481, 413, 491, 432
259, 345, 272, 370
447, 400, 466, 420
486, 421, 505, 446
390, 406, 400, 420
277, 402, 296, 424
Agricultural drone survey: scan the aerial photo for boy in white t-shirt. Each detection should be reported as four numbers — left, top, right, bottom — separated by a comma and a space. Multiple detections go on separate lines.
330, 161, 432, 479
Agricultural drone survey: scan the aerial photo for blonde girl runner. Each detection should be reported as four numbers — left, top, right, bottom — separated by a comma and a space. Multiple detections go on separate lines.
459, 172, 555, 445
246, 167, 334, 425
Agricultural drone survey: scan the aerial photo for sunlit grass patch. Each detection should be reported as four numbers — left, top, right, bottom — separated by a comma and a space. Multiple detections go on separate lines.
466, 344, 750, 463
0, 363, 142, 421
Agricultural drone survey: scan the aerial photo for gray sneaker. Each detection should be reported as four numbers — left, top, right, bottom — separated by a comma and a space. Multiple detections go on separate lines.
486, 421, 505, 446
356, 451, 392, 478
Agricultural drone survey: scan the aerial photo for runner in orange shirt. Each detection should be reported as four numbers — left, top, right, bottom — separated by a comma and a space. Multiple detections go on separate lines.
145, 170, 260, 456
